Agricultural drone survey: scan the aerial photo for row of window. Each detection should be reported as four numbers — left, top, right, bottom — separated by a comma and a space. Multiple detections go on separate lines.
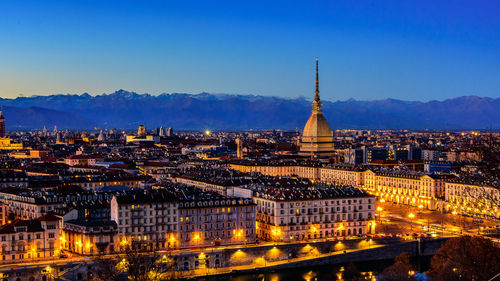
1, 232, 55, 241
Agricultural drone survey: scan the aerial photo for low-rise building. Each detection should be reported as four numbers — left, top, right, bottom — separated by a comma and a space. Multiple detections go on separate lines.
0, 214, 61, 263
65, 154, 105, 166
0, 170, 29, 188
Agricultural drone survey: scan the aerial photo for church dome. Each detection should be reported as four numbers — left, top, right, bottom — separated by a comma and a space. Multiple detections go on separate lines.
299, 58, 334, 157
302, 112, 332, 138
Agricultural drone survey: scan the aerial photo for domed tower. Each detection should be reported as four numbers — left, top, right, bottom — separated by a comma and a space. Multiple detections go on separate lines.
299, 58, 335, 157
137, 125, 146, 137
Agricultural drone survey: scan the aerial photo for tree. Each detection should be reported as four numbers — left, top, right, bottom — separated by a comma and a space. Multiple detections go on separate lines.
427, 236, 500, 281
87, 256, 123, 281
380, 252, 416, 281
88, 241, 177, 281
342, 262, 363, 281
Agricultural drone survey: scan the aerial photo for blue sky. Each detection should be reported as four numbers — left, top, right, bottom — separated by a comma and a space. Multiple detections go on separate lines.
0, 0, 499, 101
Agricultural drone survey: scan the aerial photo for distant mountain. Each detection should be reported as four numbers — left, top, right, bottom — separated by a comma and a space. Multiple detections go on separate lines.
1, 90, 499, 130
1, 106, 96, 130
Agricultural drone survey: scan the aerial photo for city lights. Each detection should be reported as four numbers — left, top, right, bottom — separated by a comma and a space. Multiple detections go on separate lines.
0, 2, 498, 280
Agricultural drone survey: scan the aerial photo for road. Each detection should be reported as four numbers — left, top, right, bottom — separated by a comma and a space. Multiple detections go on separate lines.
375, 201, 500, 239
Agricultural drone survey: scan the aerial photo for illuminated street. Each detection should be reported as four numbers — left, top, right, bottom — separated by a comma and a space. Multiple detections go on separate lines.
375, 200, 500, 238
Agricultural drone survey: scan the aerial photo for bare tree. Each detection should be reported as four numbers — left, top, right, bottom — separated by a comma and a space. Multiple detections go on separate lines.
379, 252, 416, 281
89, 241, 177, 281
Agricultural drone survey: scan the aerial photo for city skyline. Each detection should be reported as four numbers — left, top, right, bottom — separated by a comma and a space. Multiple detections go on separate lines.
0, 2, 498, 280
1, 0, 500, 101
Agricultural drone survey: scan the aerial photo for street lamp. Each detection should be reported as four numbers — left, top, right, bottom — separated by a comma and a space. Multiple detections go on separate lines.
376, 207, 383, 223
408, 213, 415, 232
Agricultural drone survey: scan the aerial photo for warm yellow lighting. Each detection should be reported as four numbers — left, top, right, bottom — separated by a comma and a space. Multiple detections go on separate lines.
271, 227, 281, 237
120, 237, 129, 246
232, 249, 247, 260
253, 257, 266, 266
204, 130, 211, 136
408, 213, 415, 219
418, 204, 423, 209
377, 207, 383, 211
380, 198, 385, 203
116, 258, 129, 272
334, 241, 345, 251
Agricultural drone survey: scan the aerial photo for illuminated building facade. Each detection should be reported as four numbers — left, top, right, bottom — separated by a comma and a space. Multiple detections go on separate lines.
0, 214, 61, 263
253, 185, 375, 242
363, 170, 455, 210
236, 135, 243, 159
61, 219, 118, 255
178, 198, 256, 248
0, 138, 23, 150
444, 181, 500, 219
110, 191, 179, 250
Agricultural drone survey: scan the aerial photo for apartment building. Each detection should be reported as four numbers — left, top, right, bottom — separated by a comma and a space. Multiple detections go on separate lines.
110, 190, 180, 250
178, 196, 256, 248
251, 180, 375, 242
0, 214, 61, 263
445, 179, 500, 219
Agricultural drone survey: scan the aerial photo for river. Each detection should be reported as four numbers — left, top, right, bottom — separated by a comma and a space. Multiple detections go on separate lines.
194, 256, 431, 281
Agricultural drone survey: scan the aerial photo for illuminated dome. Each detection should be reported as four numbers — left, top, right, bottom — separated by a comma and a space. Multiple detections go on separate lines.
299, 58, 335, 157
302, 112, 333, 138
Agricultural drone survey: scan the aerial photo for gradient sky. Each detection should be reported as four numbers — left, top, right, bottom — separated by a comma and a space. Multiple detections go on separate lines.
1, 0, 499, 101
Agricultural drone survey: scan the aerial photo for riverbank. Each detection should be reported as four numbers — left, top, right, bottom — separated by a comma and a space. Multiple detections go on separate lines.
188, 237, 448, 279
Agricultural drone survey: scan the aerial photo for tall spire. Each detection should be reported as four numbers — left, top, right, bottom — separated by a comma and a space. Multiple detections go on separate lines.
315, 57, 319, 98
312, 57, 322, 113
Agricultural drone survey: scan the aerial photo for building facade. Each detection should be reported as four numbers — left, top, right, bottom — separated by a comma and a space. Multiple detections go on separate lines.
178, 198, 256, 248
0, 214, 61, 263
110, 191, 179, 251
253, 185, 375, 242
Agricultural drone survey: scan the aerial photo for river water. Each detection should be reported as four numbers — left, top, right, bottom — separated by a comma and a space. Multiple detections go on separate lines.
195, 256, 431, 281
